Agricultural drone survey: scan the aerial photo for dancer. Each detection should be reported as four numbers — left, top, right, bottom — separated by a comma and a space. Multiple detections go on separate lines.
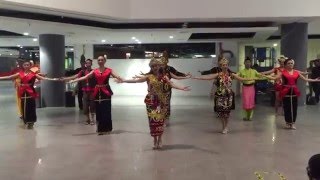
238, 57, 268, 121
158, 51, 190, 126
68, 56, 123, 135
261, 57, 286, 115
119, 58, 190, 149
62, 59, 96, 125
267, 58, 320, 130
192, 57, 256, 134
0, 59, 58, 129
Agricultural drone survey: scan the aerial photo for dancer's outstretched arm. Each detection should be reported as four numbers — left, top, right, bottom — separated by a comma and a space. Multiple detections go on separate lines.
0, 73, 19, 80
69, 71, 94, 83
232, 73, 257, 81
170, 72, 191, 80
35, 74, 59, 81
61, 74, 78, 81
111, 70, 124, 82
261, 69, 275, 75
121, 76, 148, 83
299, 73, 320, 82
192, 73, 218, 80
164, 76, 190, 91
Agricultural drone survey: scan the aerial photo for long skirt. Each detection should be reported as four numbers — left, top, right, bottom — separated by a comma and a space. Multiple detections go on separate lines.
282, 95, 298, 124
20, 93, 37, 124
242, 85, 255, 110
95, 99, 112, 133
214, 93, 235, 119
146, 103, 165, 137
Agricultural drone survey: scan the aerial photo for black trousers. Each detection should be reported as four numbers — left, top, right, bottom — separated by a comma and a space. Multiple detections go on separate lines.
77, 90, 83, 110
282, 96, 298, 124
312, 83, 320, 102
21, 93, 37, 124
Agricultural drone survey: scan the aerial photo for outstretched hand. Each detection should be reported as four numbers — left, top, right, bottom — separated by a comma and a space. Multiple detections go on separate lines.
114, 78, 123, 83
182, 86, 191, 91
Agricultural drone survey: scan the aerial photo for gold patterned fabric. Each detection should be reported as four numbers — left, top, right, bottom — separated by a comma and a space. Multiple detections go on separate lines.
214, 72, 235, 118
144, 74, 168, 136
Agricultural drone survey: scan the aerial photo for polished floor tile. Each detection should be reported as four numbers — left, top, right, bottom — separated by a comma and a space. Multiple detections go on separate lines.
0, 82, 319, 180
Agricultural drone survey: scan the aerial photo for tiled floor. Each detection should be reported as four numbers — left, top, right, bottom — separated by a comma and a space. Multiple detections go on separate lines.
0, 82, 320, 180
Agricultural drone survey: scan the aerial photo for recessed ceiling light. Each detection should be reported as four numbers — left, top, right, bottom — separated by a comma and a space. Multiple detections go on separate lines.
33, 38, 38, 41
132, 37, 136, 40
10, 53, 13, 56
20, 46, 23, 49
23, 32, 29, 36
17, 45, 21, 47
273, 43, 278, 47
101, 40, 106, 43
135, 39, 139, 42
138, 41, 142, 44
210, 54, 216, 58
169, 36, 174, 39
70, 48, 74, 51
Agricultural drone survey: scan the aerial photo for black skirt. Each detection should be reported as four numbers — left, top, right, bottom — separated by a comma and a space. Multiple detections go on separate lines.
95, 93, 112, 133
20, 92, 37, 124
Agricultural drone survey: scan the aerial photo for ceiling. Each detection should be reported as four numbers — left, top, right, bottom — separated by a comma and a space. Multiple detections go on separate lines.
0, 8, 319, 48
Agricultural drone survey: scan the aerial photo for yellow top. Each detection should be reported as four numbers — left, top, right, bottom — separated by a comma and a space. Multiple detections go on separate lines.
238, 68, 261, 84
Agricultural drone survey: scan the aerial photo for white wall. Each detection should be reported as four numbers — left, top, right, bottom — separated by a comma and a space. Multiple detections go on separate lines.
105, 58, 214, 96
2, 0, 320, 21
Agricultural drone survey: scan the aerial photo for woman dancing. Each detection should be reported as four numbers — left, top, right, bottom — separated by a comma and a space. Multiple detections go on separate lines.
119, 58, 190, 149
0, 59, 58, 129
192, 57, 256, 134
68, 56, 123, 135
267, 58, 320, 130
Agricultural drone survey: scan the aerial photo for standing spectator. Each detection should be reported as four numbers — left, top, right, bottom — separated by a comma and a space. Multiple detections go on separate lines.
311, 59, 320, 103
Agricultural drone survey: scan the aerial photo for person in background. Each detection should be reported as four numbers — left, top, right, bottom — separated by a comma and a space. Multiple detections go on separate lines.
62, 59, 96, 125
72, 58, 86, 110
307, 154, 320, 180
311, 59, 320, 103
307, 60, 316, 96
151, 51, 189, 126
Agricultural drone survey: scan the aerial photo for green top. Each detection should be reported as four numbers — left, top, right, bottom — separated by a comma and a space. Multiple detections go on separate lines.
238, 68, 262, 84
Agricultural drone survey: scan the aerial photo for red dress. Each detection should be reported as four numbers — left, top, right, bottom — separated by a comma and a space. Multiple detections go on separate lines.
92, 68, 113, 133
274, 67, 284, 91
18, 71, 38, 98
279, 70, 300, 99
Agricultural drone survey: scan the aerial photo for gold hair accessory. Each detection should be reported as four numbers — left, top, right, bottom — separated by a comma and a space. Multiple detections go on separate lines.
219, 57, 229, 65
278, 56, 287, 62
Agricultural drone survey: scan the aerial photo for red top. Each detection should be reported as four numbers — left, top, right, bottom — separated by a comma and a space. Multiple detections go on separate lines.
279, 69, 300, 98
77, 69, 94, 92
92, 68, 113, 98
18, 71, 38, 98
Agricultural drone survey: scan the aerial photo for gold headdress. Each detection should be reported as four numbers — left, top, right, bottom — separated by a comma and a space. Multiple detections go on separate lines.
149, 58, 157, 67
159, 57, 167, 65
278, 56, 287, 62
219, 57, 229, 65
